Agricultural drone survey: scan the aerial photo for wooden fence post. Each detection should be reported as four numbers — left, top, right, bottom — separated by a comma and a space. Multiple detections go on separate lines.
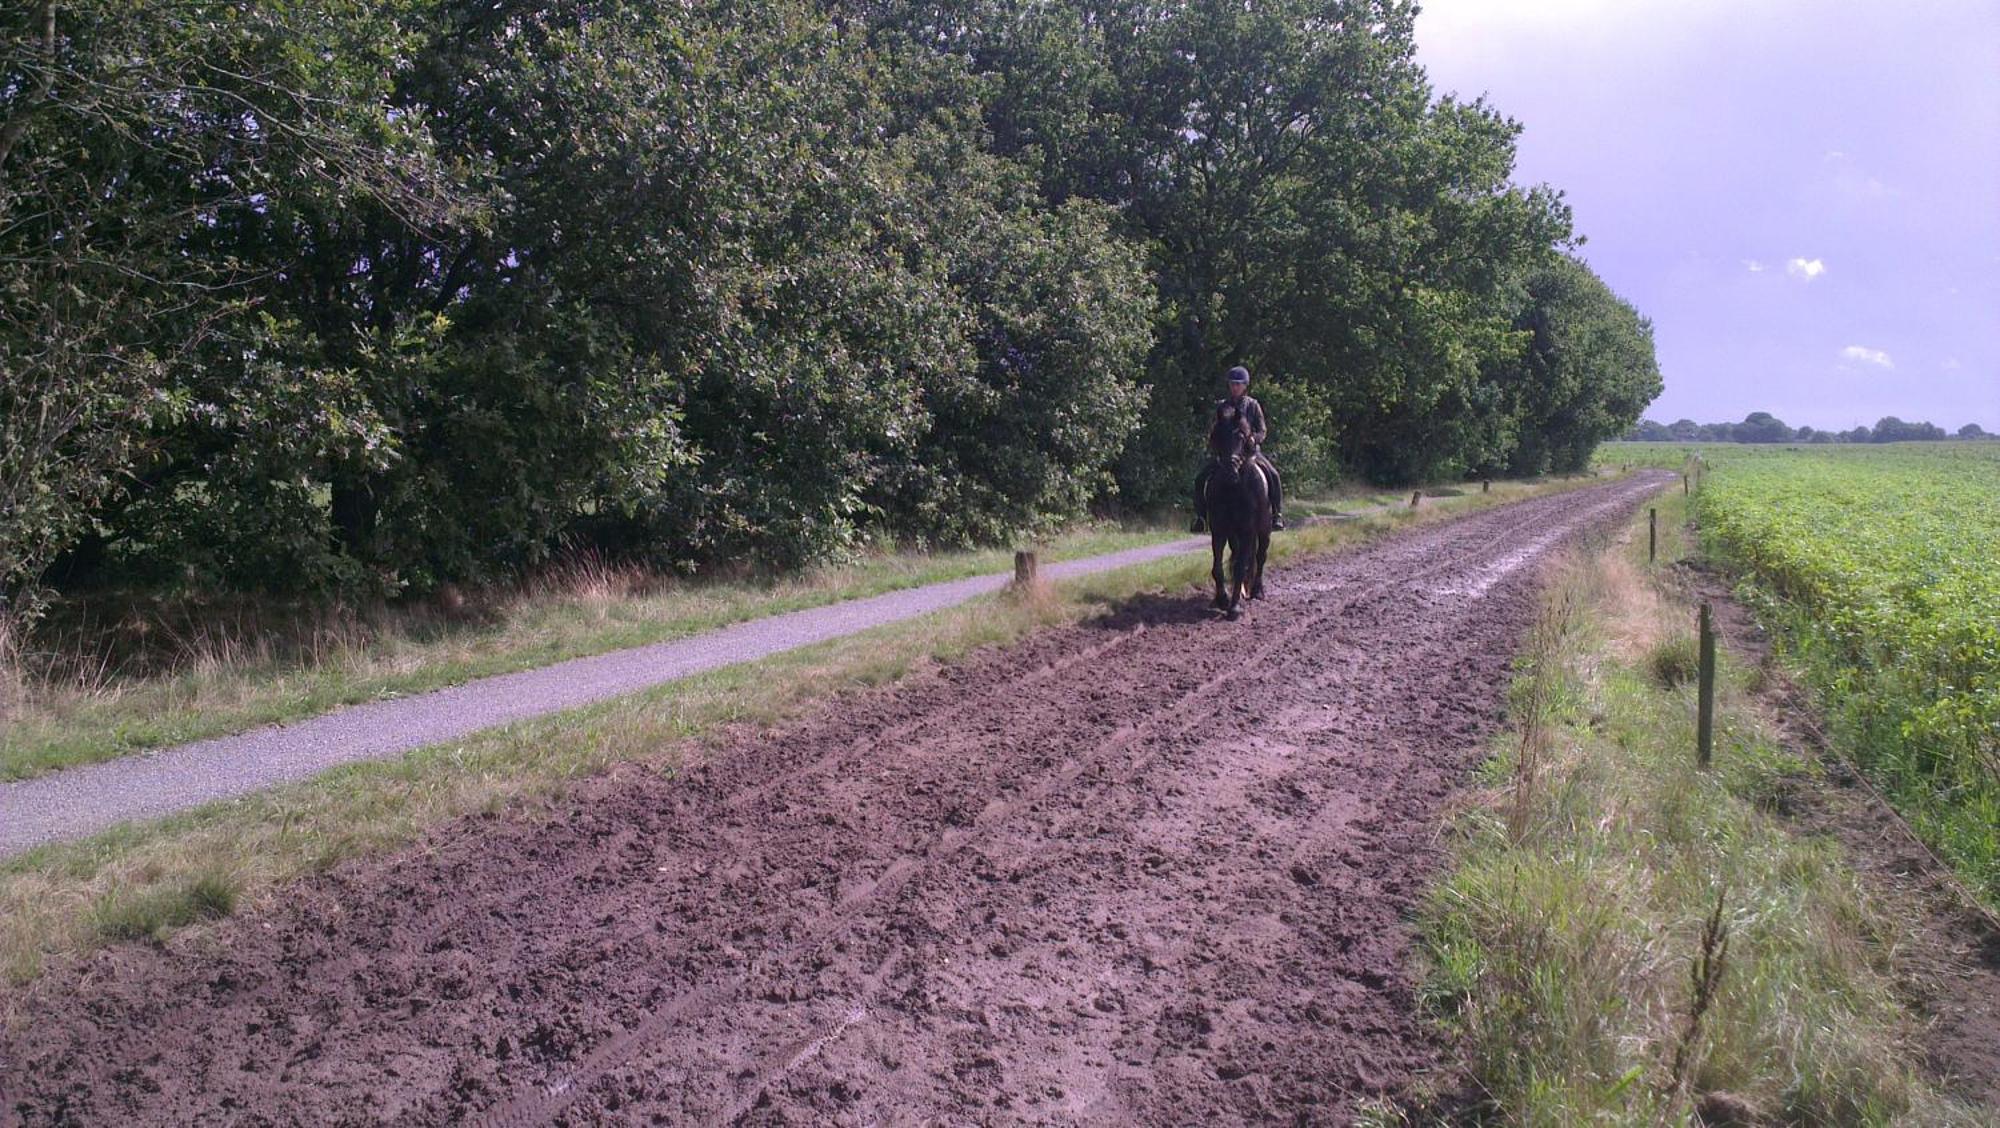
1410, 489, 1422, 507
1697, 602, 1716, 768
1649, 508, 1658, 563
1013, 550, 1038, 587
1482, 479, 1490, 493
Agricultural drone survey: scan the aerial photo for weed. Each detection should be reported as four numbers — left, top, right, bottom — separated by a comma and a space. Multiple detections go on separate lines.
90, 871, 239, 942
1646, 635, 1700, 689
1661, 882, 1731, 1117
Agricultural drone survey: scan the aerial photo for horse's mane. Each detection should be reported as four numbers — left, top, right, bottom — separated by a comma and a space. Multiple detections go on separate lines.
1208, 411, 1250, 458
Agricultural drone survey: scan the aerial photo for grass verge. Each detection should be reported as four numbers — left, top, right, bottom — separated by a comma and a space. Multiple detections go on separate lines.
0, 476, 1585, 990
1401, 491, 1987, 1124
3, 526, 1179, 780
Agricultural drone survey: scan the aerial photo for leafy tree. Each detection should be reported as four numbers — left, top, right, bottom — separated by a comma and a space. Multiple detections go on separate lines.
1959, 423, 1990, 439
1869, 416, 1945, 442
890, 0, 1590, 492
1735, 411, 1794, 444
0, 0, 459, 625
6, 0, 1671, 631
70, 0, 1157, 589
1489, 255, 1662, 475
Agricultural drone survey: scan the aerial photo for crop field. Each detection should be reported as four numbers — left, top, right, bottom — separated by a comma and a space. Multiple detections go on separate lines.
1637, 442, 2000, 902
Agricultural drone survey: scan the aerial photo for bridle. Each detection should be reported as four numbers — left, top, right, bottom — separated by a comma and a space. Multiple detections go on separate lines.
1210, 415, 1252, 476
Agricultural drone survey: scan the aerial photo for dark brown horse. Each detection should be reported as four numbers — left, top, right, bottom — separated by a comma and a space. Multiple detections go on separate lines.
1203, 412, 1272, 618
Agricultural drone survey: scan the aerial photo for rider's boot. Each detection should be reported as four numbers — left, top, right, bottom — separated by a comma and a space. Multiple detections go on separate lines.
1271, 511, 1287, 531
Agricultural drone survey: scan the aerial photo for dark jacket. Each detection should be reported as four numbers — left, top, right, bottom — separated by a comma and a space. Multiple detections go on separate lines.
1216, 393, 1267, 448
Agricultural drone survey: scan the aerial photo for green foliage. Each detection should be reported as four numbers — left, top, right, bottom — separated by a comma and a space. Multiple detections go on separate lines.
3, 0, 1661, 625
91, 871, 238, 942
1648, 634, 1701, 690
1625, 413, 1975, 444
1695, 443, 2000, 902
1491, 255, 1664, 477
0, 0, 459, 619
899, 0, 1654, 495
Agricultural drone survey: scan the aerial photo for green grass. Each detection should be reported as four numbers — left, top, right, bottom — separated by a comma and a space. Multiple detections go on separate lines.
0, 476, 1587, 988
1406, 495, 1987, 1125
90, 872, 239, 942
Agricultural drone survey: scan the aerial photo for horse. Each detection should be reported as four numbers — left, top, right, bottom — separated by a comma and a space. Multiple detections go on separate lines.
1202, 412, 1272, 619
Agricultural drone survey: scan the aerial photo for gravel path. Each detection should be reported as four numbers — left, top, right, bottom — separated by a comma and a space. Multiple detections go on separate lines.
2, 536, 1234, 859
1, 474, 1670, 1125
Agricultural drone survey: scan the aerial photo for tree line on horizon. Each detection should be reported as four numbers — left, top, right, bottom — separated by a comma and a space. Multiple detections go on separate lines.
2, 0, 1661, 632
1625, 413, 1992, 445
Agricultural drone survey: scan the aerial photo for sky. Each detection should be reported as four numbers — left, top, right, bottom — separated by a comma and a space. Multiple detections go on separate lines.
1413, 0, 2000, 432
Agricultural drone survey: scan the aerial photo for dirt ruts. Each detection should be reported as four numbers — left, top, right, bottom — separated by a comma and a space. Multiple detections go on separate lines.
0, 475, 1667, 1125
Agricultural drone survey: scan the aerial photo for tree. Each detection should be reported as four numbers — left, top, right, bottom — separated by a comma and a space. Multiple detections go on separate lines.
46, 0, 1159, 592
1869, 416, 1945, 442
0, 0, 460, 627
1958, 423, 1989, 439
893, 0, 1588, 492
1735, 411, 1794, 444
8, 0, 1668, 628
1490, 255, 1662, 475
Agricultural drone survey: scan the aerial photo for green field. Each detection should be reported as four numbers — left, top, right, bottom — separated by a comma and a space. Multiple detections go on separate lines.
1606, 442, 2000, 903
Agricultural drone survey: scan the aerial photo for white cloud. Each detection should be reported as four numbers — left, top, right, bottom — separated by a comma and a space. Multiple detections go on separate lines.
1742, 259, 1766, 273
1787, 257, 1827, 281
1943, 357, 1963, 371
1841, 345, 1893, 368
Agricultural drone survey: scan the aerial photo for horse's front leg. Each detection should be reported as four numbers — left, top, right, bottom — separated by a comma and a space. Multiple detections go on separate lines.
1250, 530, 1270, 599
1226, 532, 1248, 618
1211, 536, 1229, 610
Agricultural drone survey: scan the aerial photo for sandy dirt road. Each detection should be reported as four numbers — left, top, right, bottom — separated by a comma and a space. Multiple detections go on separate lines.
1, 475, 1666, 1125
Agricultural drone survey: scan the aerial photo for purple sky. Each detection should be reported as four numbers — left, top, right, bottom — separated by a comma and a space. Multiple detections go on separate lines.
1415, 0, 2000, 432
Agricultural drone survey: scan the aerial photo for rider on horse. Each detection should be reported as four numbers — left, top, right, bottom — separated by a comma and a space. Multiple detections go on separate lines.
1191, 366, 1285, 533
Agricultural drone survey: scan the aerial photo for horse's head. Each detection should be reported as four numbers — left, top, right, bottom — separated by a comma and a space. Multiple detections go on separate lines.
1207, 410, 1251, 474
